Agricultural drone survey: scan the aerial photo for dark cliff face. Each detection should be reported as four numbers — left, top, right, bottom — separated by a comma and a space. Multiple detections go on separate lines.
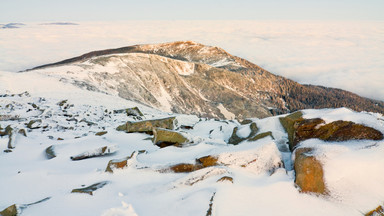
27, 41, 384, 119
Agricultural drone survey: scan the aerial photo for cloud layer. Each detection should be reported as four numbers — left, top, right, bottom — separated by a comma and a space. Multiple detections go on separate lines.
0, 21, 383, 101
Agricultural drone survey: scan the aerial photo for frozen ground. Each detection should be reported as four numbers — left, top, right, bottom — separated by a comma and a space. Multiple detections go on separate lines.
1, 70, 384, 215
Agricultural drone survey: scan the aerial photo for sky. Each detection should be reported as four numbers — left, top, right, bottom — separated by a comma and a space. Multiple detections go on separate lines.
1, 0, 384, 22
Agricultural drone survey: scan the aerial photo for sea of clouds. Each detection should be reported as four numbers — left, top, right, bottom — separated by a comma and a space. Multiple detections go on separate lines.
0, 21, 383, 101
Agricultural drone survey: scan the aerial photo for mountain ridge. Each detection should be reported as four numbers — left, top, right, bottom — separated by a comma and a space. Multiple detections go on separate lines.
26, 41, 384, 119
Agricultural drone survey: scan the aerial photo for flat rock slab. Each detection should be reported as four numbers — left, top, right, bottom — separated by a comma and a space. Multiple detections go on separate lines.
71, 181, 110, 195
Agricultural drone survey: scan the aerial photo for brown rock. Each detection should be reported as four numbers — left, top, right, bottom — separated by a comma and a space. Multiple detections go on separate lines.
197, 155, 218, 167
152, 128, 190, 148
217, 176, 233, 183
293, 119, 383, 149
365, 205, 384, 216
105, 152, 137, 173
228, 122, 258, 145
45, 145, 56, 159
95, 131, 108, 136
169, 163, 202, 173
117, 117, 175, 133
294, 148, 327, 194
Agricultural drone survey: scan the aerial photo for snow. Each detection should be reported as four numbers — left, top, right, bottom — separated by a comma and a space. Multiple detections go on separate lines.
217, 103, 235, 120
1, 69, 384, 215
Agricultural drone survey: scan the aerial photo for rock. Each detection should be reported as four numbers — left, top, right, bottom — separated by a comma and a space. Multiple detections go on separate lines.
57, 137, 64, 141
197, 155, 218, 167
117, 117, 176, 133
365, 205, 384, 216
152, 128, 190, 148
7, 127, 17, 149
3, 149, 12, 153
248, 131, 274, 141
169, 163, 202, 173
17, 129, 27, 137
26, 119, 42, 129
279, 111, 303, 150
45, 145, 56, 159
71, 181, 110, 195
0, 204, 19, 216
240, 119, 253, 125
228, 122, 258, 145
79, 119, 96, 126
0, 115, 20, 121
105, 152, 136, 173
95, 131, 108, 136
70, 145, 117, 161
292, 119, 383, 150
57, 100, 68, 107
294, 148, 327, 194
206, 192, 216, 216
217, 176, 233, 183
114, 107, 144, 117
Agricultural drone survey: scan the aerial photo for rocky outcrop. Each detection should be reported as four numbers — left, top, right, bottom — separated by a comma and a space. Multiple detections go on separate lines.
294, 148, 327, 195
116, 117, 175, 134
280, 112, 383, 150
71, 181, 110, 195
28, 41, 384, 119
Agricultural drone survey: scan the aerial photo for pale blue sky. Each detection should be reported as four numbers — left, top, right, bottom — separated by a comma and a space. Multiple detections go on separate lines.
1, 0, 383, 22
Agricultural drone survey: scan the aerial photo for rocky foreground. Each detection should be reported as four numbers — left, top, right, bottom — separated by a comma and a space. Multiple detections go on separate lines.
1, 86, 384, 215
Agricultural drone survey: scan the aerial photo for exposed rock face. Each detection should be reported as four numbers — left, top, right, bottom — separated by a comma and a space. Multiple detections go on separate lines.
117, 117, 175, 133
294, 148, 327, 195
28, 41, 384, 119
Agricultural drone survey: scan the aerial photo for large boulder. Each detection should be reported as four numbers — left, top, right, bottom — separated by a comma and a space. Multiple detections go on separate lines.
293, 119, 383, 150
152, 128, 190, 148
116, 117, 176, 134
294, 148, 327, 194
280, 111, 383, 150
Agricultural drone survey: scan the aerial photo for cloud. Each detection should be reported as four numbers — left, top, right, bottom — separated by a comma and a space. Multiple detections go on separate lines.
0, 21, 383, 101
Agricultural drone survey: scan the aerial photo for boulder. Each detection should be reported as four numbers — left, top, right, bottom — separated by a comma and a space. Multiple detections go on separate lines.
365, 205, 384, 216
294, 148, 327, 194
71, 181, 110, 195
169, 163, 202, 173
26, 119, 42, 129
45, 145, 56, 159
196, 155, 218, 167
117, 117, 176, 133
292, 119, 383, 150
152, 128, 190, 148
0, 204, 19, 216
17, 129, 27, 137
70, 145, 117, 161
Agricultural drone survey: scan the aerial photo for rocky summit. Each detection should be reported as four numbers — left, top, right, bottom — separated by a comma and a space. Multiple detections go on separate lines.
28, 41, 384, 119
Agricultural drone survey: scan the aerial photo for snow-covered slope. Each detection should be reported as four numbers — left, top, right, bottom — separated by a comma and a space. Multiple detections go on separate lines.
1, 70, 384, 216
